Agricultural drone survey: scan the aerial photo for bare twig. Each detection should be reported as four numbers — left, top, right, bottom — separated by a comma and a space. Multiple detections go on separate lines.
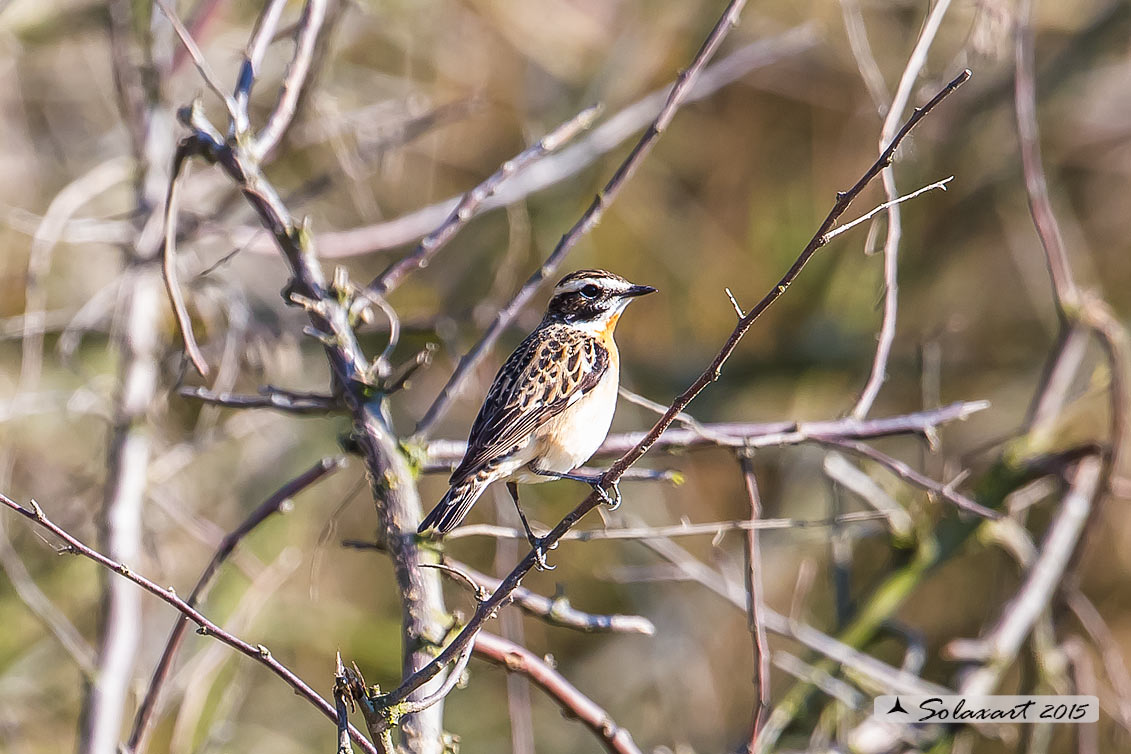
127, 456, 345, 753
375, 68, 971, 709
473, 631, 644, 754
740, 456, 771, 746
234, 0, 289, 134
163, 140, 210, 376
254, 0, 329, 160
1028, 324, 1089, 444
335, 654, 356, 754
420, 560, 490, 602
424, 400, 991, 462
153, 0, 238, 121
1062, 637, 1100, 754
963, 457, 1100, 694
440, 511, 888, 542
816, 437, 998, 519
1014, 2, 1130, 487
369, 104, 602, 296
838, 0, 889, 116
823, 176, 953, 242
178, 385, 340, 414
395, 639, 476, 716
851, 0, 956, 419
0, 490, 377, 754
635, 531, 949, 697
1014, 0, 1078, 313
413, 0, 753, 437
1066, 588, 1131, 731
773, 651, 863, 710
246, 26, 818, 258
445, 558, 656, 634
823, 451, 914, 540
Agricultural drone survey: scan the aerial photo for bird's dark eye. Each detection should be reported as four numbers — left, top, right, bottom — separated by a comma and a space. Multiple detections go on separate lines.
580, 284, 600, 299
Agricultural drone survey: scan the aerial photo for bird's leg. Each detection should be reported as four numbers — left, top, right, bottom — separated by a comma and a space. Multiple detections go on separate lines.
507, 482, 554, 571
531, 469, 621, 510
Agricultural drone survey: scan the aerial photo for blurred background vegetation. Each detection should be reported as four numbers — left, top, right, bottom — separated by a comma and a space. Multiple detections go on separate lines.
1, 0, 1129, 752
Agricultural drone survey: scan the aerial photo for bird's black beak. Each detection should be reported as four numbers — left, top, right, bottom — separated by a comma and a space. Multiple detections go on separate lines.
623, 284, 657, 298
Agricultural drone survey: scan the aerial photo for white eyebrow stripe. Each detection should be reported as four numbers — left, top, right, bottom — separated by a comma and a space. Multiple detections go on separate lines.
554, 276, 630, 295
556, 278, 603, 293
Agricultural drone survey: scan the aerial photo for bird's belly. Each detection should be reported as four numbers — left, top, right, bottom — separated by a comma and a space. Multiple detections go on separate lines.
521, 366, 618, 480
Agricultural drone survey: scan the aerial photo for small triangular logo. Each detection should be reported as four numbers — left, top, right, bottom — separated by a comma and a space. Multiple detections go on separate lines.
887, 697, 908, 715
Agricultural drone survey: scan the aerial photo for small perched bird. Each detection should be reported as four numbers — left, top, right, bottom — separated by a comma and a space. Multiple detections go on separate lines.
419, 269, 655, 568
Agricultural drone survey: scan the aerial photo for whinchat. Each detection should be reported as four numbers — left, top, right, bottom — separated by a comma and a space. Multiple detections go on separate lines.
419, 269, 655, 568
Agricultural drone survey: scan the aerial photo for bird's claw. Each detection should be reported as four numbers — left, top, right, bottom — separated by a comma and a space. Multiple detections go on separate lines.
593, 480, 622, 511
529, 537, 556, 571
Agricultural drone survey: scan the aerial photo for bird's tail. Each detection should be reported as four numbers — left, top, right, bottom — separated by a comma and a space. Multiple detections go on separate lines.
418, 473, 490, 534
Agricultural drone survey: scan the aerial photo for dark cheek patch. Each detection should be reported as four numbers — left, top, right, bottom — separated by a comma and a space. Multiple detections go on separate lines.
548, 293, 606, 322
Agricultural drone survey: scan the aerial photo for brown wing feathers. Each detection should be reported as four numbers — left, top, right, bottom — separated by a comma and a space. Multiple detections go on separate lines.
449, 326, 608, 483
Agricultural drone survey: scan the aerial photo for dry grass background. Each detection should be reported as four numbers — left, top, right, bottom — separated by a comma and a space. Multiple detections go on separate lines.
1, 0, 1130, 752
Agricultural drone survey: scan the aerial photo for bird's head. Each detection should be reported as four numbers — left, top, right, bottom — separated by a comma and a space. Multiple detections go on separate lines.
543, 269, 656, 334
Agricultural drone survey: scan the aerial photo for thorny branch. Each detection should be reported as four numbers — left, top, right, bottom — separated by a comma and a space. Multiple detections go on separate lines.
0, 491, 378, 754
372, 67, 971, 711
127, 456, 345, 753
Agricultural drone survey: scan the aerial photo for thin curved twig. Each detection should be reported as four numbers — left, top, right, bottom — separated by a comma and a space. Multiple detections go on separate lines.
163, 139, 210, 376
815, 437, 998, 519
740, 456, 771, 746
153, 0, 239, 121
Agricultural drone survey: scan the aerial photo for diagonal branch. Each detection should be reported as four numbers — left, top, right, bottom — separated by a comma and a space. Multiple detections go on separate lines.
473, 631, 643, 754
413, 0, 754, 437
368, 103, 601, 296
374, 67, 971, 710
0, 490, 378, 754
127, 456, 345, 754
249, 25, 818, 259
254, 0, 329, 160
